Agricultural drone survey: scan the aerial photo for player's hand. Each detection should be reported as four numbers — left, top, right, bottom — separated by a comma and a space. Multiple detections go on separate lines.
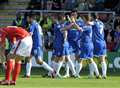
71, 16, 76, 23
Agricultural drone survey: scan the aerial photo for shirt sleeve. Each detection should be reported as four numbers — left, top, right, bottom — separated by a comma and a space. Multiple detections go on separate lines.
37, 25, 43, 36
29, 24, 35, 34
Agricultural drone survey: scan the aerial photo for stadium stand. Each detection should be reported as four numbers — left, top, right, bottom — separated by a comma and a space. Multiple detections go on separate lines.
0, 0, 30, 27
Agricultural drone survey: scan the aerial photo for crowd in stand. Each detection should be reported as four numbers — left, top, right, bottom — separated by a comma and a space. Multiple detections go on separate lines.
0, 0, 8, 4
27, 0, 120, 13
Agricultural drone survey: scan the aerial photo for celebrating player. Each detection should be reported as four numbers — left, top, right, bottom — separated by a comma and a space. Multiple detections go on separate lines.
25, 12, 55, 78
92, 13, 107, 79
63, 10, 84, 78
72, 14, 100, 78
52, 13, 76, 78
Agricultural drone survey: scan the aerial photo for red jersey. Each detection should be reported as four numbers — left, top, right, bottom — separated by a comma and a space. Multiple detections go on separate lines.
0, 26, 29, 44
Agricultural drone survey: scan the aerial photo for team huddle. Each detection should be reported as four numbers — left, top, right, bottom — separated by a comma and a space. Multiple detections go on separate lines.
0, 10, 107, 86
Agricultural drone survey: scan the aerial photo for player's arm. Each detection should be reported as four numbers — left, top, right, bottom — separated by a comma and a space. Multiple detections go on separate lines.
70, 16, 83, 32
29, 25, 35, 36
60, 23, 74, 31
73, 22, 83, 32
63, 31, 68, 42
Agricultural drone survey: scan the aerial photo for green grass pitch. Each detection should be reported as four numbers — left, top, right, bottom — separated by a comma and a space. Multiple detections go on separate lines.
0, 76, 120, 88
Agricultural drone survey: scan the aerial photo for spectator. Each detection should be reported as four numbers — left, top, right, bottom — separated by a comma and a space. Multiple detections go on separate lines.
77, 0, 89, 11
64, 0, 79, 10
114, 15, 120, 30
52, 0, 65, 10
40, 14, 53, 33
87, 0, 96, 10
104, 24, 115, 51
46, 0, 52, 10
113, 25, 120, 52
0, 0, 8, 4
28, 0, 48, 10
12, 13, 24, 27
94, 0, 105, 10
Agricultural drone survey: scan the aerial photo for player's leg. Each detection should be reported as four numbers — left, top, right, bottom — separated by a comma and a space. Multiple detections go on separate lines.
32, 47, 54, 75
0, 52, 15, 85
66, 55, 76, 76
100, 55, 107, 78
48, 55, 57, 76
63, 47, 74, 78
63, 61, 70, 78
88, 58, 101, 79
75, 59, 83, 78
25, 57, 32, 78
0, 53, 17, 85
51, 56, 58, 71
55, 56, 64, 78
11, 56, 22, 85
88, 61, 94, 78
36, 57, 54, 73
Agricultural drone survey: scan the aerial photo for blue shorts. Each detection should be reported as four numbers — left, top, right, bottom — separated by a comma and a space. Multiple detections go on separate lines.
31, 47, 43, 59
68, 40, 81, 56
93, 41, 107, 56
80, 43, 93, 59
53, 41, 70, 57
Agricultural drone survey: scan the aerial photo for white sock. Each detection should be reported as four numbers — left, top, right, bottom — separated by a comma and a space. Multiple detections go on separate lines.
76, 61, 82, 76
51, 61, 57, 71
89, 64, 94, 77
67, 57, 76, 75
48, 51, 52, 65
65, 62, 69, 76
56, 61, 63, 75
42, 62, 54, 72
101, 61, 107, 77
90, 62, 99, 76
26, 61, 32, 76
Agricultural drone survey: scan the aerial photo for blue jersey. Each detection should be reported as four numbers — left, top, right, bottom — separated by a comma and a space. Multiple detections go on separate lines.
67, 20, 84, 41
53, 23, 65, 48
81, 25, 92, 43
92, 19, 106, 56
53, 22, 70, 56
80, 24, 93, 59
67, 20, 84, 55
92, 19, 105, 42
29, 21, 43, 48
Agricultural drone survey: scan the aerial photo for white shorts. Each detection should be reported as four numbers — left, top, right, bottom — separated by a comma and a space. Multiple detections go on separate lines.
10, 36, 33, 57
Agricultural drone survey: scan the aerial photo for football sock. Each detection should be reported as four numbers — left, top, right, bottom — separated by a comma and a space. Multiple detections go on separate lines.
76, 61, 82, 76
5, 59, 14, 81
56, 61, 63, 75
89, 63, 94, 77
90, 62, 99, 76
26, 61, 32, 76
51, 61, 57, 71
42, 62, 54, 72
12, 62, 21, 82
65, 62, 69, 76
67, 58, 76, 75
101, 61, 107, 77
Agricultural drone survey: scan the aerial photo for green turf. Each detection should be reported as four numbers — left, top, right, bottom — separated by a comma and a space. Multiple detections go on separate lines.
0, 76, 120, 88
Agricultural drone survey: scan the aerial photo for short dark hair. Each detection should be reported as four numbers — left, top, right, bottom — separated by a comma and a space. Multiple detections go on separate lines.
27, 11, 36, 19
92, 13, 99, 19
84, 14, 92, 21
70, 9, 78, 14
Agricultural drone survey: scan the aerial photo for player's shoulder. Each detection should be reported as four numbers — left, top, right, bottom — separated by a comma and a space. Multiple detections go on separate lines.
54, 23, 61, 29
